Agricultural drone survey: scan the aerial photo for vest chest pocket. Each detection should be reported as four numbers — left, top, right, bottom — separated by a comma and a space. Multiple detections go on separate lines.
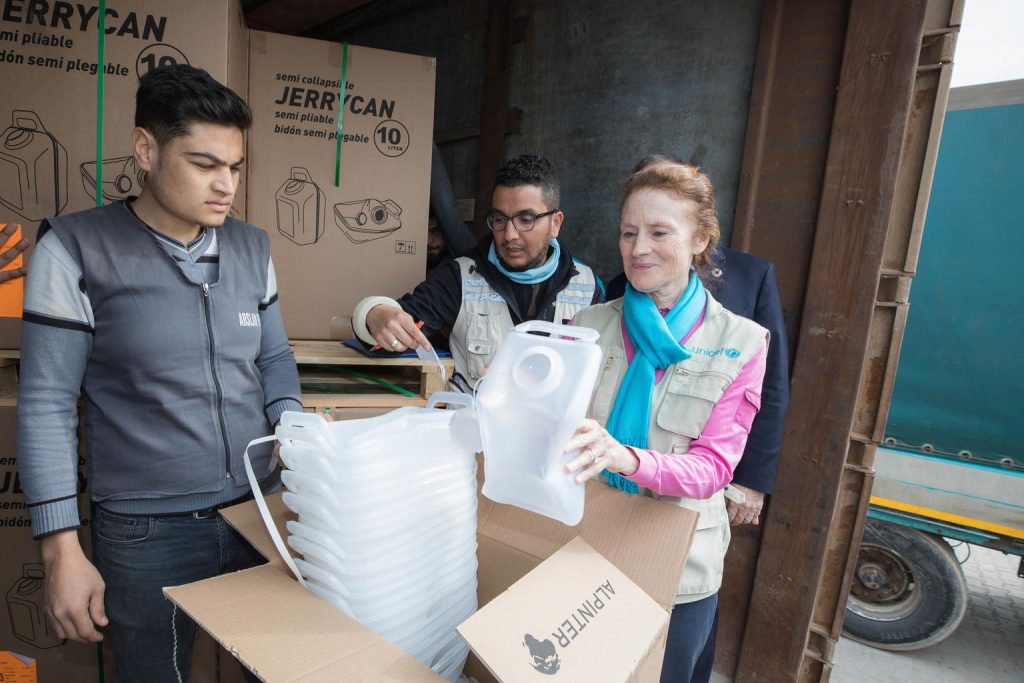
465, 311, 495, 380
466, 338, 493, 379
656, 368, 731, 441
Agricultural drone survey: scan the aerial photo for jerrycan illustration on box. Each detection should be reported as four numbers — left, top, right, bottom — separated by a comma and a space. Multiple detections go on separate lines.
80, 155, 146, 203
276, 167, 326, 245
334, 198, 403, 244
6, 563, 64, 648
0, 110, 69, 221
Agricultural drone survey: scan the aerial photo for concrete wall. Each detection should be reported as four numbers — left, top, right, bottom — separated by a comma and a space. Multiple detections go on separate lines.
342, 0, 488, 202
346, 0, 763, 282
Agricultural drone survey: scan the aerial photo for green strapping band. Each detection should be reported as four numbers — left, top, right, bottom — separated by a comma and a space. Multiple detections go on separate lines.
334, 42, 350, 187
95, 0, 106, 207
304, 365, 416, 398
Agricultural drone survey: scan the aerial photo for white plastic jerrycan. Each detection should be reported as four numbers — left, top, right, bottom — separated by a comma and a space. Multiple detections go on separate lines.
476, 320, 602, 525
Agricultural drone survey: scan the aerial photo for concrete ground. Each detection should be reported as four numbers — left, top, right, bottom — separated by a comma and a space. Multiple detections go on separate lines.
712, 542, 1023, 682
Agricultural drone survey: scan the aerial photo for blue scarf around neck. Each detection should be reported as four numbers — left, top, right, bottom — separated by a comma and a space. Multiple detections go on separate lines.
603, 273, 707, 493
488, 239, 560, 285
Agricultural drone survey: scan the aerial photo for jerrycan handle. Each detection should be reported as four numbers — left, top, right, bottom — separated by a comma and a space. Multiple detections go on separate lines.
276, 412, 336, 461
289, 167, 312, 181
426, 391, 474, 411
514, 320, 599, 343
12, 110, 44, 131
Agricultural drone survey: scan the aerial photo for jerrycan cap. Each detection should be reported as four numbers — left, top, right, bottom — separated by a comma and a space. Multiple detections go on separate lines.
511, 346, 564, 397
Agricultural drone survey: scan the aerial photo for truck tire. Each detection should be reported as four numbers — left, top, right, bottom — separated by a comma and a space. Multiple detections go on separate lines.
843, 520, 967, 650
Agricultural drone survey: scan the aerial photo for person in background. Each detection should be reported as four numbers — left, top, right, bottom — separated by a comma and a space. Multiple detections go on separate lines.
567, 162, 768, 683
16, 64, 302, 681
352, 154, 603, 391
0, 223, 29, 283
607, 153, 790, 527
426, 211, 449, 271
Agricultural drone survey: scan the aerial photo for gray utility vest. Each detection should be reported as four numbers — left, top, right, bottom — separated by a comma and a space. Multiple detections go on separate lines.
47, 202, 276, 502
575, 295, 768, 603
450, 256, 598, 389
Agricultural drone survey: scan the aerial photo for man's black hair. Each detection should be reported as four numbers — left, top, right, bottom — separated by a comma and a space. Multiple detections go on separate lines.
135, 64, 252, 146
493, 154, 560, 210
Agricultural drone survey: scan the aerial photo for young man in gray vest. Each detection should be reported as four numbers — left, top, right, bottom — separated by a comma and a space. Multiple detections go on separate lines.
17, 65, 302, 681
352, 154, 603, 391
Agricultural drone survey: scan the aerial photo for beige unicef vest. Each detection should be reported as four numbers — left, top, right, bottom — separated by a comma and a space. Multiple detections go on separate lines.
574, 294, 768, 603
449, 256, 597, 390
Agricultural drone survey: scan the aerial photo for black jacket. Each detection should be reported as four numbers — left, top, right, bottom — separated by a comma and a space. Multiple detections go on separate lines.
606, 248, 790, 493
396, 234, 604, 341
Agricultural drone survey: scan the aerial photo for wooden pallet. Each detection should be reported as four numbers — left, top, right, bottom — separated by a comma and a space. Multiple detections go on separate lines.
291, 340, 453, 414
0, 342, 454, 413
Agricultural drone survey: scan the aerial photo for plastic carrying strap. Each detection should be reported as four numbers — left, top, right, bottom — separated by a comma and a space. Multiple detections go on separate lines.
242, 435, 306, 587
515, 319, 599, 343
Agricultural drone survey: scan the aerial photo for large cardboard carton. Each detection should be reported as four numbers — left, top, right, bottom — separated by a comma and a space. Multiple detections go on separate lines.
0, 406, 115, 680
245, 30, 436, 340
0, 0, 249, 348
165, 481, 698, 682
458, 537, 669, 681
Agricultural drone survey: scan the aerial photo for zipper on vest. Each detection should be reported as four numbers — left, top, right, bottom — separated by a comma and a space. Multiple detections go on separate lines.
202, 283, 233, 481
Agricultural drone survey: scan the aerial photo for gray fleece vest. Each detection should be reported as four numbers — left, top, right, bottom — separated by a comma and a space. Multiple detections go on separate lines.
46, 202, 276, 502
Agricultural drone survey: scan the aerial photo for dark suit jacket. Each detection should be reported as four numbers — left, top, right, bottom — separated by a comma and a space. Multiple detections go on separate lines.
605, 247, 790, 493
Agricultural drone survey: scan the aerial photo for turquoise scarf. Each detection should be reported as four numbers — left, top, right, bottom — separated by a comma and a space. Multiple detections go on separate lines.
488, 239, 561, 284
603, 273, 707, 493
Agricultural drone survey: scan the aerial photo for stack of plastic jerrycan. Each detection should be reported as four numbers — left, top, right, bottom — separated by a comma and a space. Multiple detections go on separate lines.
272, 393, 481, 681
476, 320, 603, 526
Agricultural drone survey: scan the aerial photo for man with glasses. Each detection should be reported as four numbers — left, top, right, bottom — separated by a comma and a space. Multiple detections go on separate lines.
352, 154, 602, 390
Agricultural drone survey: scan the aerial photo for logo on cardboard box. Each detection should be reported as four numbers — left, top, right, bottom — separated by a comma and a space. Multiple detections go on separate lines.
522, 579, 617, 675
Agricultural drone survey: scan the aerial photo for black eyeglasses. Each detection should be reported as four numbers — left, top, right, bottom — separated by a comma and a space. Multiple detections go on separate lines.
485, 209, 558, 232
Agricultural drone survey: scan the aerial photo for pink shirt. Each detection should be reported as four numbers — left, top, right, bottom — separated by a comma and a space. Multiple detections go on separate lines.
619, 310, 768, 499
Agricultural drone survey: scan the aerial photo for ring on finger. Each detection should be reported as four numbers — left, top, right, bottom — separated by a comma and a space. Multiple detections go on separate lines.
586, 449, 597, 464
390, 339, 400, 347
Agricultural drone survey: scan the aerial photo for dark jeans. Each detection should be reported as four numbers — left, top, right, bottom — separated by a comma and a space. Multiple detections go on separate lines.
92, 506, 266, 683
660, 592, 719, 683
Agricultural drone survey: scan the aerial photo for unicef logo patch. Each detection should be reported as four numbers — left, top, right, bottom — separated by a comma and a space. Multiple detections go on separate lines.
724, 348, 740, 359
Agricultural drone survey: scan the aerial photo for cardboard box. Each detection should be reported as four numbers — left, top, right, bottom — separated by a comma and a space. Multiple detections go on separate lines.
165, 479, 698, 682
458, 537, 669, 681
0, 406, 115, 680
245, 30, 436, 340
0, 0, 249, 348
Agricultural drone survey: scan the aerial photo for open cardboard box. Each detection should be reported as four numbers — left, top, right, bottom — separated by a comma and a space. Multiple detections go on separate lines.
165, 476, 697, 682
